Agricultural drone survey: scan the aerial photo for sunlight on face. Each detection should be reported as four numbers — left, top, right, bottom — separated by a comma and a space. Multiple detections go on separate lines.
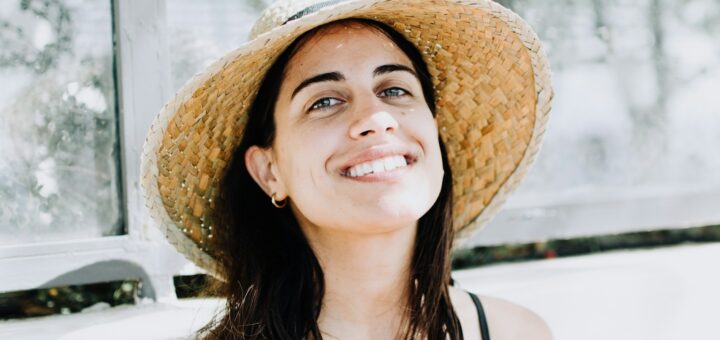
272, 23, 444, 234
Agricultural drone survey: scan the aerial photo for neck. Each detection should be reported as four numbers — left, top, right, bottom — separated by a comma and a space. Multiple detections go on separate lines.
299, 218, 416, 338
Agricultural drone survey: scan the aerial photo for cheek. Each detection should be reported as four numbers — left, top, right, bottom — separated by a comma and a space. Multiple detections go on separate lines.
414, 114, 444, 181
410, 113, 441, 153
427, 134, 445, 184
275, 124, 341, 195
275, 129, 345, 229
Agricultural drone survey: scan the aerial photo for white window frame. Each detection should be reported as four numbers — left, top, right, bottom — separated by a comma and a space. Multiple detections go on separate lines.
0, 0, 201, 300
469, 188, 720, 247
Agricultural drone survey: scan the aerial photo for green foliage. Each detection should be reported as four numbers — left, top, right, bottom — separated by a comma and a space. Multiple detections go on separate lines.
0, 0, 73, 73
452, 224, 720, 270
0, 281, 139, 320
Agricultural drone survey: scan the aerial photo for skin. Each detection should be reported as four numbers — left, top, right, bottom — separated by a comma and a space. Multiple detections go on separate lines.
245, 23, 553, 340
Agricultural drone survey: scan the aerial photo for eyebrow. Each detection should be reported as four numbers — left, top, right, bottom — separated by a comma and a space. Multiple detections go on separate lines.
291, 72, 345, 99
373, 63, 417, 78
290, 64, 418, 99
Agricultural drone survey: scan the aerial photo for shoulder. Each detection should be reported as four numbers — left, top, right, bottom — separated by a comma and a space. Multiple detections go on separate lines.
449, 286, 481, 339
449, 287, 553, 340
481, 295, 553, 340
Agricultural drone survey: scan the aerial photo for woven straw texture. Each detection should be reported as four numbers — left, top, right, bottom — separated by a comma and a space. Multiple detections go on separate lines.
140, 0, 553, 278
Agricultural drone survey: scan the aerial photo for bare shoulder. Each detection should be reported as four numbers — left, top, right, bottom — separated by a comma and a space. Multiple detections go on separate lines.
449, 287, 552, 340
448, 286, 481, 340
481, 295, 553, 340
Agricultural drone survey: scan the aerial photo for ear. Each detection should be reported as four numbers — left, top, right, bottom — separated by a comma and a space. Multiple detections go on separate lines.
244, 145, 287, 199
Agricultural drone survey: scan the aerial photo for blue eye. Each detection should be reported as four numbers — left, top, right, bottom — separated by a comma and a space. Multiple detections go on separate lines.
379, 87, 408, 97
310, 97, 342, 111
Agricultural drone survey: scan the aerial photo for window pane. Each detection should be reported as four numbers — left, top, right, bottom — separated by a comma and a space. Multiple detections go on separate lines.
476, 0, 720, 244
0, 0, 122, 245
167, 0, 270, 92
511, 0, 720, 194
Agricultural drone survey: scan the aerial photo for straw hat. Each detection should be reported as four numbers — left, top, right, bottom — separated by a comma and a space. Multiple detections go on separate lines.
141, 0, 553, 277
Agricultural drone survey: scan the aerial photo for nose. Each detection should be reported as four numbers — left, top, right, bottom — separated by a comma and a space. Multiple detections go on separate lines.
349, 107, 399, 139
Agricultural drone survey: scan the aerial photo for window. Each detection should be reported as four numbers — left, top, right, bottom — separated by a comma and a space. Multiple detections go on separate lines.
0, 0, 122, 245
0, 0, 186, 300
166, 0, 269, 91
472, 0, 720, 246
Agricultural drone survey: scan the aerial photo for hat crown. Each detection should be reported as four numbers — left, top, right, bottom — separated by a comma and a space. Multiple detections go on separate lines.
249, 0, 347, 40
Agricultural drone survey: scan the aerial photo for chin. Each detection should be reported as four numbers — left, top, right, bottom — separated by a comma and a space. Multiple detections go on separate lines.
353, 198, 434, 231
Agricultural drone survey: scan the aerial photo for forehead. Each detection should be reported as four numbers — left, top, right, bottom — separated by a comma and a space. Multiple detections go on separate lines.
283, 22, 413, 78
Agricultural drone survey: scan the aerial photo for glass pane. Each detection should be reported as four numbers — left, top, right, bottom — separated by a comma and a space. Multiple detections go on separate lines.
0, 0, 122, 245
507, 0, 720, 197
167, 0, 271, 92
478, 0, 720, 242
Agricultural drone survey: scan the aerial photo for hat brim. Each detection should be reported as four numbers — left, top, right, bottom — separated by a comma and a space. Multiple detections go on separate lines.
141, 0, 553, 277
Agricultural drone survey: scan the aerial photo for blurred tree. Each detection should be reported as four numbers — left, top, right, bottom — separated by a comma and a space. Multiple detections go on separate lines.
0, 0, 73, 73
0, 0, 121, 242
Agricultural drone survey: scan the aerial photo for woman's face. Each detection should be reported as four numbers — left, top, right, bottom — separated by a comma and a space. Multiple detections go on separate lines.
249, 23, 444, 234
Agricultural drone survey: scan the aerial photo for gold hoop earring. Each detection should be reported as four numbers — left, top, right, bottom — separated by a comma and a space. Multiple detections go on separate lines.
271, 193, 287, 208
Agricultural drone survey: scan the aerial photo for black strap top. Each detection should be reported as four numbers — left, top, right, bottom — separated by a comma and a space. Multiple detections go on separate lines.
457, 291, 491, 340
450, 278, 490, 339
468, 292, 491, 340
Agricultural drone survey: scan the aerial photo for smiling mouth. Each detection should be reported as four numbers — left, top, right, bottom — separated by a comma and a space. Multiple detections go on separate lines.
341, 154, 416, 178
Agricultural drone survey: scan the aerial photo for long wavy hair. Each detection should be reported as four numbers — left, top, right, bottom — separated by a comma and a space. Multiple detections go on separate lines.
201, 19, 461, 339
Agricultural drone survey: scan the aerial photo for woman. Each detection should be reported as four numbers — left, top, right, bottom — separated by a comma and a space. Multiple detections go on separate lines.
141, 1, 553, 339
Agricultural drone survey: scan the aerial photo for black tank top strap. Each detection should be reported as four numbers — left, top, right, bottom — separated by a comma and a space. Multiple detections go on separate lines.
450, 279, 490, 340
468, 291, 491, 340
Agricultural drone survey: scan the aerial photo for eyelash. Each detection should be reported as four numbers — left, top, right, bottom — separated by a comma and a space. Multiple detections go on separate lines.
308, 87, 410, 112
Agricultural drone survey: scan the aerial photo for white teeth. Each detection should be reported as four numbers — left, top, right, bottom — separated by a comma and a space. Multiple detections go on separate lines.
371, 159, 384, 173
383, 157, 395, 170
361, 163, 372, 174
346, 155, 409, 177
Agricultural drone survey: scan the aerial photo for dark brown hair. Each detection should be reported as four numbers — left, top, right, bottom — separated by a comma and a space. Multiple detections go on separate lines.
201, 19, 460, 339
